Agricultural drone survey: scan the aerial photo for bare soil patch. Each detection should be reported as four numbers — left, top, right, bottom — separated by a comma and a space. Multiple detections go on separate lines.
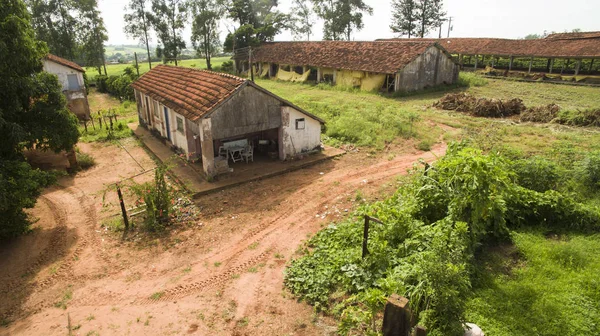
1, 136, 446, 335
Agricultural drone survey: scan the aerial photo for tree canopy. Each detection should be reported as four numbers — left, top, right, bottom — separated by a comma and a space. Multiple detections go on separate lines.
124, 0, 154, 69
148, 0, 187, 65
290, 0, 314, 41
311, 0, 372, 41
223, 0, 291, 52
190, 0, 222, 69
1, 0, 79, 239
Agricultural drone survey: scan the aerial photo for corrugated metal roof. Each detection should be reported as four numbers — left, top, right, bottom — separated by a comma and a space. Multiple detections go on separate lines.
251, 41, 445, 74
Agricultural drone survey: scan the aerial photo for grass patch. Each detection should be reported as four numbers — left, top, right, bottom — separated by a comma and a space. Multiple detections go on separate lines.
54, 285, 73, 309
467, 230, 600, 335
76, 151, 96, 170
101, 217, 124, 232
149, 291, 164, 300
85, 57, 231, 80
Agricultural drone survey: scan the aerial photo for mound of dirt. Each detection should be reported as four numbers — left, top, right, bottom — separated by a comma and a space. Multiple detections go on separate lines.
520, 104, 561, 123
434, 93, 526, 118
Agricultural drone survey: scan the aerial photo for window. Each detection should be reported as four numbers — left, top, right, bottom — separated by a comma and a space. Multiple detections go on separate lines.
176, 117, 184, 133
295, 118, 305, 130
67, 74, 79, 90
154, 101, 160, 117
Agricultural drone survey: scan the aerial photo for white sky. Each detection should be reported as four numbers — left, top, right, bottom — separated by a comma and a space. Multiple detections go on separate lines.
100, 0, 600, 46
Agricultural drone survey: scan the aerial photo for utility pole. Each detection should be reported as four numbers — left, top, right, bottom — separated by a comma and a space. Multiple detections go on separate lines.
249, 46, 254, 82
134, 52, 140, 76
447, 17, 453, 38
438, 24, 442, 38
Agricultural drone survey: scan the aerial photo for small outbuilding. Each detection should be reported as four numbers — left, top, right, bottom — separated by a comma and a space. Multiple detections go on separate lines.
43, 54, 91, 120
236, 41, 459, 93
131, 65, 325, 179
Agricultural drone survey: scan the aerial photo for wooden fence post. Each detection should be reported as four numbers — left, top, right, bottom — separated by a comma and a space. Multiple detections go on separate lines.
382, 294, 411, 336
116, 184, 129, 235
362, 215, 383, 259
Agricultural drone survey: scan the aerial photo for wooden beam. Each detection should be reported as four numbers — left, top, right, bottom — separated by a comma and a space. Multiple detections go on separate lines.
509, 56, 514, 71
528, 57, 533, 74
382, 295, 411, 336
575, 59, 582, 76
474, 54, 478, 70
549, 58, 554, 74
590, 59, 595, 73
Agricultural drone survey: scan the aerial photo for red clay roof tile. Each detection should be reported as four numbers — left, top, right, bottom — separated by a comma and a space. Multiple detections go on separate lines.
45, 54, 85, 72
131, 65, 246, 121
378, 37, 600, 58
251, 41, 442, 74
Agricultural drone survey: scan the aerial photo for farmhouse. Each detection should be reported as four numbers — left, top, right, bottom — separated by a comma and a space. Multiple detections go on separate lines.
43, 54, 91, 120
236, 41, 459, 93
379, 32, 600, 75
131, 65, 324, 179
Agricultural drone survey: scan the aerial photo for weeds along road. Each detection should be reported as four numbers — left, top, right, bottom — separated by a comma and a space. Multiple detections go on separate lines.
0, 137, 446, 336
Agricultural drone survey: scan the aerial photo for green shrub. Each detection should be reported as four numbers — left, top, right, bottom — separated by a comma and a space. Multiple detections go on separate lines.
457, 72, 488, 87
130, 167, 173, 232
555, 108, 600, 127
76, 152, 96, 170
577, 151, 600, 191
511, 157, 559, 192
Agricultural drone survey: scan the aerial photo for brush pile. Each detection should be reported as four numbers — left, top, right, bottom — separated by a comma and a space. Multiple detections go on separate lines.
434, 93, 526, 118
520, 104, 561, 123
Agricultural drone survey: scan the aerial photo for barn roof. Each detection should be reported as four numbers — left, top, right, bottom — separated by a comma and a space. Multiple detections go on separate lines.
45, 54, 85, 72
251, 41, 448, 74
131, 65, 324, 123
378, 37, 600, 58
545, 31, 600, 40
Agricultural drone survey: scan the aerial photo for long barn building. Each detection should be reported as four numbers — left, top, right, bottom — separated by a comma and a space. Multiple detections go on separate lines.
236, 41, 459, 93
379, 31, 600, 75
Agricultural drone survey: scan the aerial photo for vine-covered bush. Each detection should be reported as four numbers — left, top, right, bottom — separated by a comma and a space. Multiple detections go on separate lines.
130, 167, 173, 231
285, 143, 600, 335
96, 66, 137, 101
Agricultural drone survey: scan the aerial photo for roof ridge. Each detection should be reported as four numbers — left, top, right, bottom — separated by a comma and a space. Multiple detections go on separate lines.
155, 64, 246, 82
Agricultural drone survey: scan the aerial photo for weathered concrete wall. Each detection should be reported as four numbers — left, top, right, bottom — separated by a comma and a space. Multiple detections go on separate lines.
397, 46, 458, 92
42, 60, 84, 91
43, 60, 90, 119
201, 118, 215, 178
170, 111, 189, 154
280, 106, 322, 160
210, 85, 282, 140
185, 119, 201, 160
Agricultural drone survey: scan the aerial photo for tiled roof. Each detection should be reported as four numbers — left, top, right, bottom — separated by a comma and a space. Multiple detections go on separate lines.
251, 41, 443, 74
378, 37, 600, 58
131, 65, 246, 121
45, 54, 85, 72
546, 31, 600, 40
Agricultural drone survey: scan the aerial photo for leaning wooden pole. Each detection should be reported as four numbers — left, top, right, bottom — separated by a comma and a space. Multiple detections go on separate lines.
134, 52, 140, 76
116, 184, 130, 235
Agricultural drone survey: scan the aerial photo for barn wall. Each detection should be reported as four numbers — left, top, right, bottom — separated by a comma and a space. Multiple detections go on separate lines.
280, 106, 322, 160
43, 60, 90, 119
210, 85, 282, 140
397, 46, 458, 92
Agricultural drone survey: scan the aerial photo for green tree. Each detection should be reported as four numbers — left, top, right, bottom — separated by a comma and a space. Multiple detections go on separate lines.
148, 0, 188, 65
1, 0, 79, 239
290, 0, 314, 41
26, 0, 79, 59
311, 0, 372, 41
223, 0, 290, 52
390, 0, 417, 38
124, 0, 154, 70
78, 0, 108, 75
415, 0, 445, 38
190, 0, 222, 70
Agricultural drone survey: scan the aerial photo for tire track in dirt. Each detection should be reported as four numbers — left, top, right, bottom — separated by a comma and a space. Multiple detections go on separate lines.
128, 146, 446, 307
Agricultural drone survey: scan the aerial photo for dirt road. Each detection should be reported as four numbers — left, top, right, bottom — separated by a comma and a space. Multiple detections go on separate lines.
1, 138, 446, 336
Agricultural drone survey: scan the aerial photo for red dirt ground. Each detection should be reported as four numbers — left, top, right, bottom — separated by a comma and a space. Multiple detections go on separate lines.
0, 135, 447, 336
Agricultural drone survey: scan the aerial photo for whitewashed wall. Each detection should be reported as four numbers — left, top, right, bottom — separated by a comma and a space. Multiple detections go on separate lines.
280, 106, 322, 159
42, 60, 84, 91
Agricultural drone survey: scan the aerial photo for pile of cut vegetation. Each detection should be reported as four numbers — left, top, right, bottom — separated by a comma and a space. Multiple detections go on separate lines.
434, 93, 525, 118
519, 104, 561, 123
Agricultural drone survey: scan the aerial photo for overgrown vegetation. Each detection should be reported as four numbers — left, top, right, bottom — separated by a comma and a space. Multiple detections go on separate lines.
130, 167, 174, 232
285, 143, 600, 335
79, 102, 136, 142
96, 66, 138, 101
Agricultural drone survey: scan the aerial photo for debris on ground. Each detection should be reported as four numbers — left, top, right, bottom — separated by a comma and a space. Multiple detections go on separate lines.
171, 196, 201, 225
434, 93, 525, 118
520, 104, 561, 123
